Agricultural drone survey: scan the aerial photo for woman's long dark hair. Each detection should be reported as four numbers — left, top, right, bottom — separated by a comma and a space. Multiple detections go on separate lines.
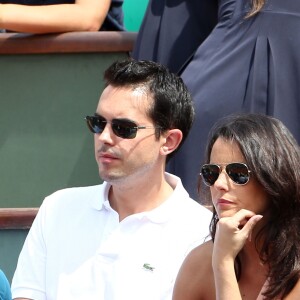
199, 113, 300, 299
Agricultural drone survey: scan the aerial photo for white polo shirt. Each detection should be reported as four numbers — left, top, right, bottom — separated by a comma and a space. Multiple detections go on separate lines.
12, 173, 212, 300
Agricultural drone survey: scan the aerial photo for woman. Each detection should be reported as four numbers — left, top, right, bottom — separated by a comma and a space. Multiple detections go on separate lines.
133, 0, 300, 201
173, 113, 300, 299
0, 269, 11, 300
0, 0, 124, 33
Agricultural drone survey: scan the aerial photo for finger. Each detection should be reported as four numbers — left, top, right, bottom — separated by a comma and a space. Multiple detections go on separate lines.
229, 209, 256, 229
232, 209, 256, 223
240, 214, 263, 241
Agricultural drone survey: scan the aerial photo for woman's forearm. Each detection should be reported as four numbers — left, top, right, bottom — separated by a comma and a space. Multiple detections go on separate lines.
0, 0, 111, 33
213, 259, 242, 300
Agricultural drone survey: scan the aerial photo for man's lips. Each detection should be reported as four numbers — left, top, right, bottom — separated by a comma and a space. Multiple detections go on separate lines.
99, 153, 117, 159
98, 152, 119, 162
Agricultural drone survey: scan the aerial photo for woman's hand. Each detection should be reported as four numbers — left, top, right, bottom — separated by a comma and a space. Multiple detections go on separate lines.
212, 209, 263, 300
213, 209, 263, 264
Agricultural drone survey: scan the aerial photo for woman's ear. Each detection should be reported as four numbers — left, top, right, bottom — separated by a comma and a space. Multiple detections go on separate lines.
160, 129, 183, 156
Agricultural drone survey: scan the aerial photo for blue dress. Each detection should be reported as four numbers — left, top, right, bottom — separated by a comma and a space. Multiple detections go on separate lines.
134, 0, 300, 199
0, 269, 11, 300
0, 0, 124, 31
132, 0, 218, 74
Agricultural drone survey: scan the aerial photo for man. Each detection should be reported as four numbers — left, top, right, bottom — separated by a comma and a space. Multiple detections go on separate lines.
11, 59, 212, 300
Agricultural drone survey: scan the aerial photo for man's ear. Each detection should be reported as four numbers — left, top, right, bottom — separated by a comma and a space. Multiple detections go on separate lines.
160, 129, 183, 156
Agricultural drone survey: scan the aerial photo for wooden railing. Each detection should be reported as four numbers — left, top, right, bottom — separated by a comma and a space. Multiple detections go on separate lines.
0, 31, 136, 54
0, 208, 38, 229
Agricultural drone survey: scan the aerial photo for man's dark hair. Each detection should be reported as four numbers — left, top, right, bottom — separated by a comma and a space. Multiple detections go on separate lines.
104, 59, 195, 157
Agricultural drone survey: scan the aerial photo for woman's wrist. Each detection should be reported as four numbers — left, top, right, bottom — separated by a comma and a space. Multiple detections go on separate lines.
212, 256, 235, 272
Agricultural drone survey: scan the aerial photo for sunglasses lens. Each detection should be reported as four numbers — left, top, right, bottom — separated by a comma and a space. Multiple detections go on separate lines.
112, 120, 138, 139
201, 163, 250, 186
226, 163, 250, 185
201, 164, 220, 186
86, 116, 106, 134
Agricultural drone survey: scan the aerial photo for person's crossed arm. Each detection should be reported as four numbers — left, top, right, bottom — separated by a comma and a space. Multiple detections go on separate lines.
0, 0, 111, 33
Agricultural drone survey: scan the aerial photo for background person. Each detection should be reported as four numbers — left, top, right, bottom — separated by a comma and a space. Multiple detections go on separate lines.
0, 269, 11, 300
133, 0, 300, 200
132, 0, 218, 74
11, 59, 212, 300
0, 0, 124, 33
173, 113, 300, 299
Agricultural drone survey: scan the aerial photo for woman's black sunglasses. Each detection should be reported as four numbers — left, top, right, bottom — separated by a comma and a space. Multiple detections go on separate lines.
85, 115, 160, 139
200, 162, 251, 186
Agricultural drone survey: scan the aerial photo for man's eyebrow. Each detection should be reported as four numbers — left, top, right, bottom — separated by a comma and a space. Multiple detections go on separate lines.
94, 113, 136, 123
113, 117, 136, 122
94, 113, 106, 120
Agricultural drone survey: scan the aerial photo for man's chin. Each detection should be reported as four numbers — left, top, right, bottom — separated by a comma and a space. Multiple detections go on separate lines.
100, 172, 124, 183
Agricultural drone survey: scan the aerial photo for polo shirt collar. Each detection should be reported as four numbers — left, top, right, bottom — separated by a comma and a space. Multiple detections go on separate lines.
89, 183, 110, 211
138, 173, 189, 223
90, 173, 190, 223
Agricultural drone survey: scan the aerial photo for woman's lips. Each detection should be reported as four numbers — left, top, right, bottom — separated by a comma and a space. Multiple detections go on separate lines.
216, 198, 234, 209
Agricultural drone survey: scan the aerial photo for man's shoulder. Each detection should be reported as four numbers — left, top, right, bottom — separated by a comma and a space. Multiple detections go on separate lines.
166, 172, 212, 215
177, 196, 212, 217
33, 183, 108, 226
169, 196, 212, 237
48, 184, 104, 197
41, 183, 107, 210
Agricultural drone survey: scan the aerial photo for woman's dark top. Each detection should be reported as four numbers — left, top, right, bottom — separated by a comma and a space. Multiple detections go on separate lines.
0, 0, 124, 31
132, 0, 218, 74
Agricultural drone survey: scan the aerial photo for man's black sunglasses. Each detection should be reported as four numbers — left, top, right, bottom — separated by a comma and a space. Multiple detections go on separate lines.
200, 162, 251, 186
85, 115, 160, 139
